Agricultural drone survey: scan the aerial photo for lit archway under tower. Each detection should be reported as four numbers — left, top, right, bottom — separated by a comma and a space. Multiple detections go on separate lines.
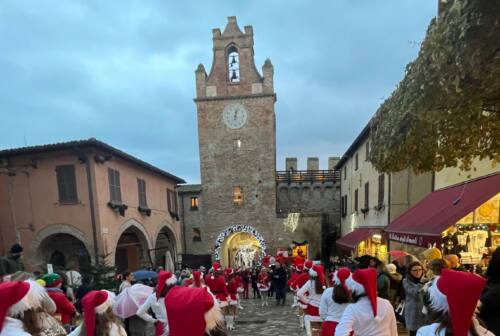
214, 225, 266, 267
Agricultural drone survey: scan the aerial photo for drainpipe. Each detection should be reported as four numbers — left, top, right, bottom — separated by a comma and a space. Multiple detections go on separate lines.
80, 152, 99, 264
179, 189, 187, 253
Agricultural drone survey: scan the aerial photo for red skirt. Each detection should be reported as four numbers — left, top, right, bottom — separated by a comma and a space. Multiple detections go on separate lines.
322, 321, 353, 336
306, 304, 319, 316
321, 321, 338, 336
155, 321, 164, 336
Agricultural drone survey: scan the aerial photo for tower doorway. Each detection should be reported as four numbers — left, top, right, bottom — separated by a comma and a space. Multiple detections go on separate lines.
221, 232, 261, 268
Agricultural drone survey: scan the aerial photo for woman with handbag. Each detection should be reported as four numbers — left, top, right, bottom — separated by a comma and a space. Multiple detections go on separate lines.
402, 261, 427, 336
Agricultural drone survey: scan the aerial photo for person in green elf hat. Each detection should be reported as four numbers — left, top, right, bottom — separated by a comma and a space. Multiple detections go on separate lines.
43, 273, 76, 332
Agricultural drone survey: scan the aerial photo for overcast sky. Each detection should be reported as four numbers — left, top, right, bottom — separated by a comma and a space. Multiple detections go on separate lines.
0, 1, 436, 183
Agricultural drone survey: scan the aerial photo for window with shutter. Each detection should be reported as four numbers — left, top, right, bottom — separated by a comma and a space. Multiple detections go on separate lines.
137, 179, 147, 207
354, 189, 358, 212
56, 165, 78, 203
355, 153, 359, 170
167, 188, 178, 217
364, 182, 369, 210
108, 168, 122, 203
365, 141, 370, 161
378, 174, 385, 206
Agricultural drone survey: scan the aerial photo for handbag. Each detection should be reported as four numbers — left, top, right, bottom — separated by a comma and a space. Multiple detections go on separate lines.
395, 300, 406, 324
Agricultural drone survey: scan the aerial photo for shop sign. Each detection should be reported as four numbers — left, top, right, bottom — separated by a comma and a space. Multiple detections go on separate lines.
389, 232, 425, 246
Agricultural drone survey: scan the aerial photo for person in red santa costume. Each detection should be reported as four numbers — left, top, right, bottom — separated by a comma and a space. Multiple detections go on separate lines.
416, 268, 493, 336
234, 268, 244, 310
137, 271, 177, 336
190, 271, 206, 288
165, 285, 224, 336
287, 264, 300, 308
42, 272, 76, 331
334, 268, 397, 336
290, 260, 313, 329
0, 280, 56, 336
70, 289, 126, 336
257, 267, 271, 307
205, 263, 230, 329
298, 264, 327, 336
224, 268, 238, 331
319, 267, 351, 336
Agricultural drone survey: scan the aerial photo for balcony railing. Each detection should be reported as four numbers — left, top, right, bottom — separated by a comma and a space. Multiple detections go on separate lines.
276, 169, 340, 184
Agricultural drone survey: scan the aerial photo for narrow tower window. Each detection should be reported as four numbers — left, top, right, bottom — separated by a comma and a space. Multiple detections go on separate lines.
228, 46, 240, 83
233, 186, 243, 205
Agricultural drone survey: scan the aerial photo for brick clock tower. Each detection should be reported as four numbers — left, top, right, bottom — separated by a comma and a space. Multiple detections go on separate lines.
194, 16, 278, 266
183, 16, 326, 267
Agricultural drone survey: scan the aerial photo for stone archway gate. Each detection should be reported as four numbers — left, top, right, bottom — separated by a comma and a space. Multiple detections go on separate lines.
214, 225, 267, 261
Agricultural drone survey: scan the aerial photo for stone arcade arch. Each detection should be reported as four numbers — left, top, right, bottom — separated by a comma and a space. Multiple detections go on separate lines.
30, 224, 93, 272
154, 225, 177, 272
114, 220, 152, 273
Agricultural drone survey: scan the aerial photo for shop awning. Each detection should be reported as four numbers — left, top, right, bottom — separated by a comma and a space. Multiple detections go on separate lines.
336, 228, 382, 250
385, 173, 500, 247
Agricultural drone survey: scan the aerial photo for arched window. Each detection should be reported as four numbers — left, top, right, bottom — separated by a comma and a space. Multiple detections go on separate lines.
227, 46, 240, 83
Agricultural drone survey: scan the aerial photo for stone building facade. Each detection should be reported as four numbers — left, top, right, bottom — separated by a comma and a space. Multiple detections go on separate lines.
0, 139, 184, 273
335, 123, 432, 260
179, 17, 341, 267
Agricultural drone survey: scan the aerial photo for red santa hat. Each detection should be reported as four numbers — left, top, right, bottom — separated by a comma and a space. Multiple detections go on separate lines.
262, 255, 271, 268
156, 271, 177, 299
346, 268, 379, 319
309, 264, 326, 289
333, 268, 351, 295
165, 286, 224, 336
224, 267, 234, 277
82, 290, 114, 336
192, 271, 202, 288
428, 269, 486, 336
211, 262, 221, 279
304, 260, 313, 270
0, 280, 45, 332
296, 263, 305, 272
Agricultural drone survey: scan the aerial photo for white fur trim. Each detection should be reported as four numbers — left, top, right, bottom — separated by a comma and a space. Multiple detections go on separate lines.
429, 278, 449, 313
309, 268, 318, 277
8, 280, 45, 317
333, 272, 341, 286
218, 300, 228, 308
204, 300, 224, 334
95, 298, 113, 315
166, 276, 177, 286
228, 299, 238, 305
346, 275, 365, 296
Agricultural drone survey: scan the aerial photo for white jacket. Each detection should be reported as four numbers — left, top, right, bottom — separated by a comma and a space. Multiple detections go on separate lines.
297, 280, 322, 308
0, 317, 31, 336
417, 321, 495, 336
136, 293, 168, 335
334, 296, 398, 336
319, 288, 349, 322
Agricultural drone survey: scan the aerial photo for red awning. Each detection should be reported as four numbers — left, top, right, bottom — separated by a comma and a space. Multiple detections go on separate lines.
385, 173, 500, 247
336, 228, 382, 250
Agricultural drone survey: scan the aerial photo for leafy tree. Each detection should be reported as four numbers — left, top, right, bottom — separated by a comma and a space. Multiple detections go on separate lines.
370, 0, 499, 173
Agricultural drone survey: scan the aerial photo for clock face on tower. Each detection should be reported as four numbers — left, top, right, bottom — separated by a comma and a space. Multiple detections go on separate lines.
223, 103, 248, 129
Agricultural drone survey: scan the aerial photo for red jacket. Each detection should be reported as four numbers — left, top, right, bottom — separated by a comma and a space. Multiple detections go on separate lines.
47, 289, 75, 325
290, 272, 309, 290
207, 275, 229, 302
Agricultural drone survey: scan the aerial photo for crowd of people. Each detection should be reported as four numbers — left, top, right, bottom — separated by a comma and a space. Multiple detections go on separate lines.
0, 242, 499, 336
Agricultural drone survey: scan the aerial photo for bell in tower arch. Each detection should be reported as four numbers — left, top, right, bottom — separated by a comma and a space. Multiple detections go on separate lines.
230, 70, 239, 82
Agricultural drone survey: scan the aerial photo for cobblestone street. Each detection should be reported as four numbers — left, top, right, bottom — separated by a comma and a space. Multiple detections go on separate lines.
232, 296, 303, 336
230, 296, 410, 336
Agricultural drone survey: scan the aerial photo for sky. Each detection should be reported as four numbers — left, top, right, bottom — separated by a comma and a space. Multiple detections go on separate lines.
0, 1, 437, 183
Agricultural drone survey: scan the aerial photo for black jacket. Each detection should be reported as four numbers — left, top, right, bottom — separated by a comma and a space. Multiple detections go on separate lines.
479, 283, 500, 336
